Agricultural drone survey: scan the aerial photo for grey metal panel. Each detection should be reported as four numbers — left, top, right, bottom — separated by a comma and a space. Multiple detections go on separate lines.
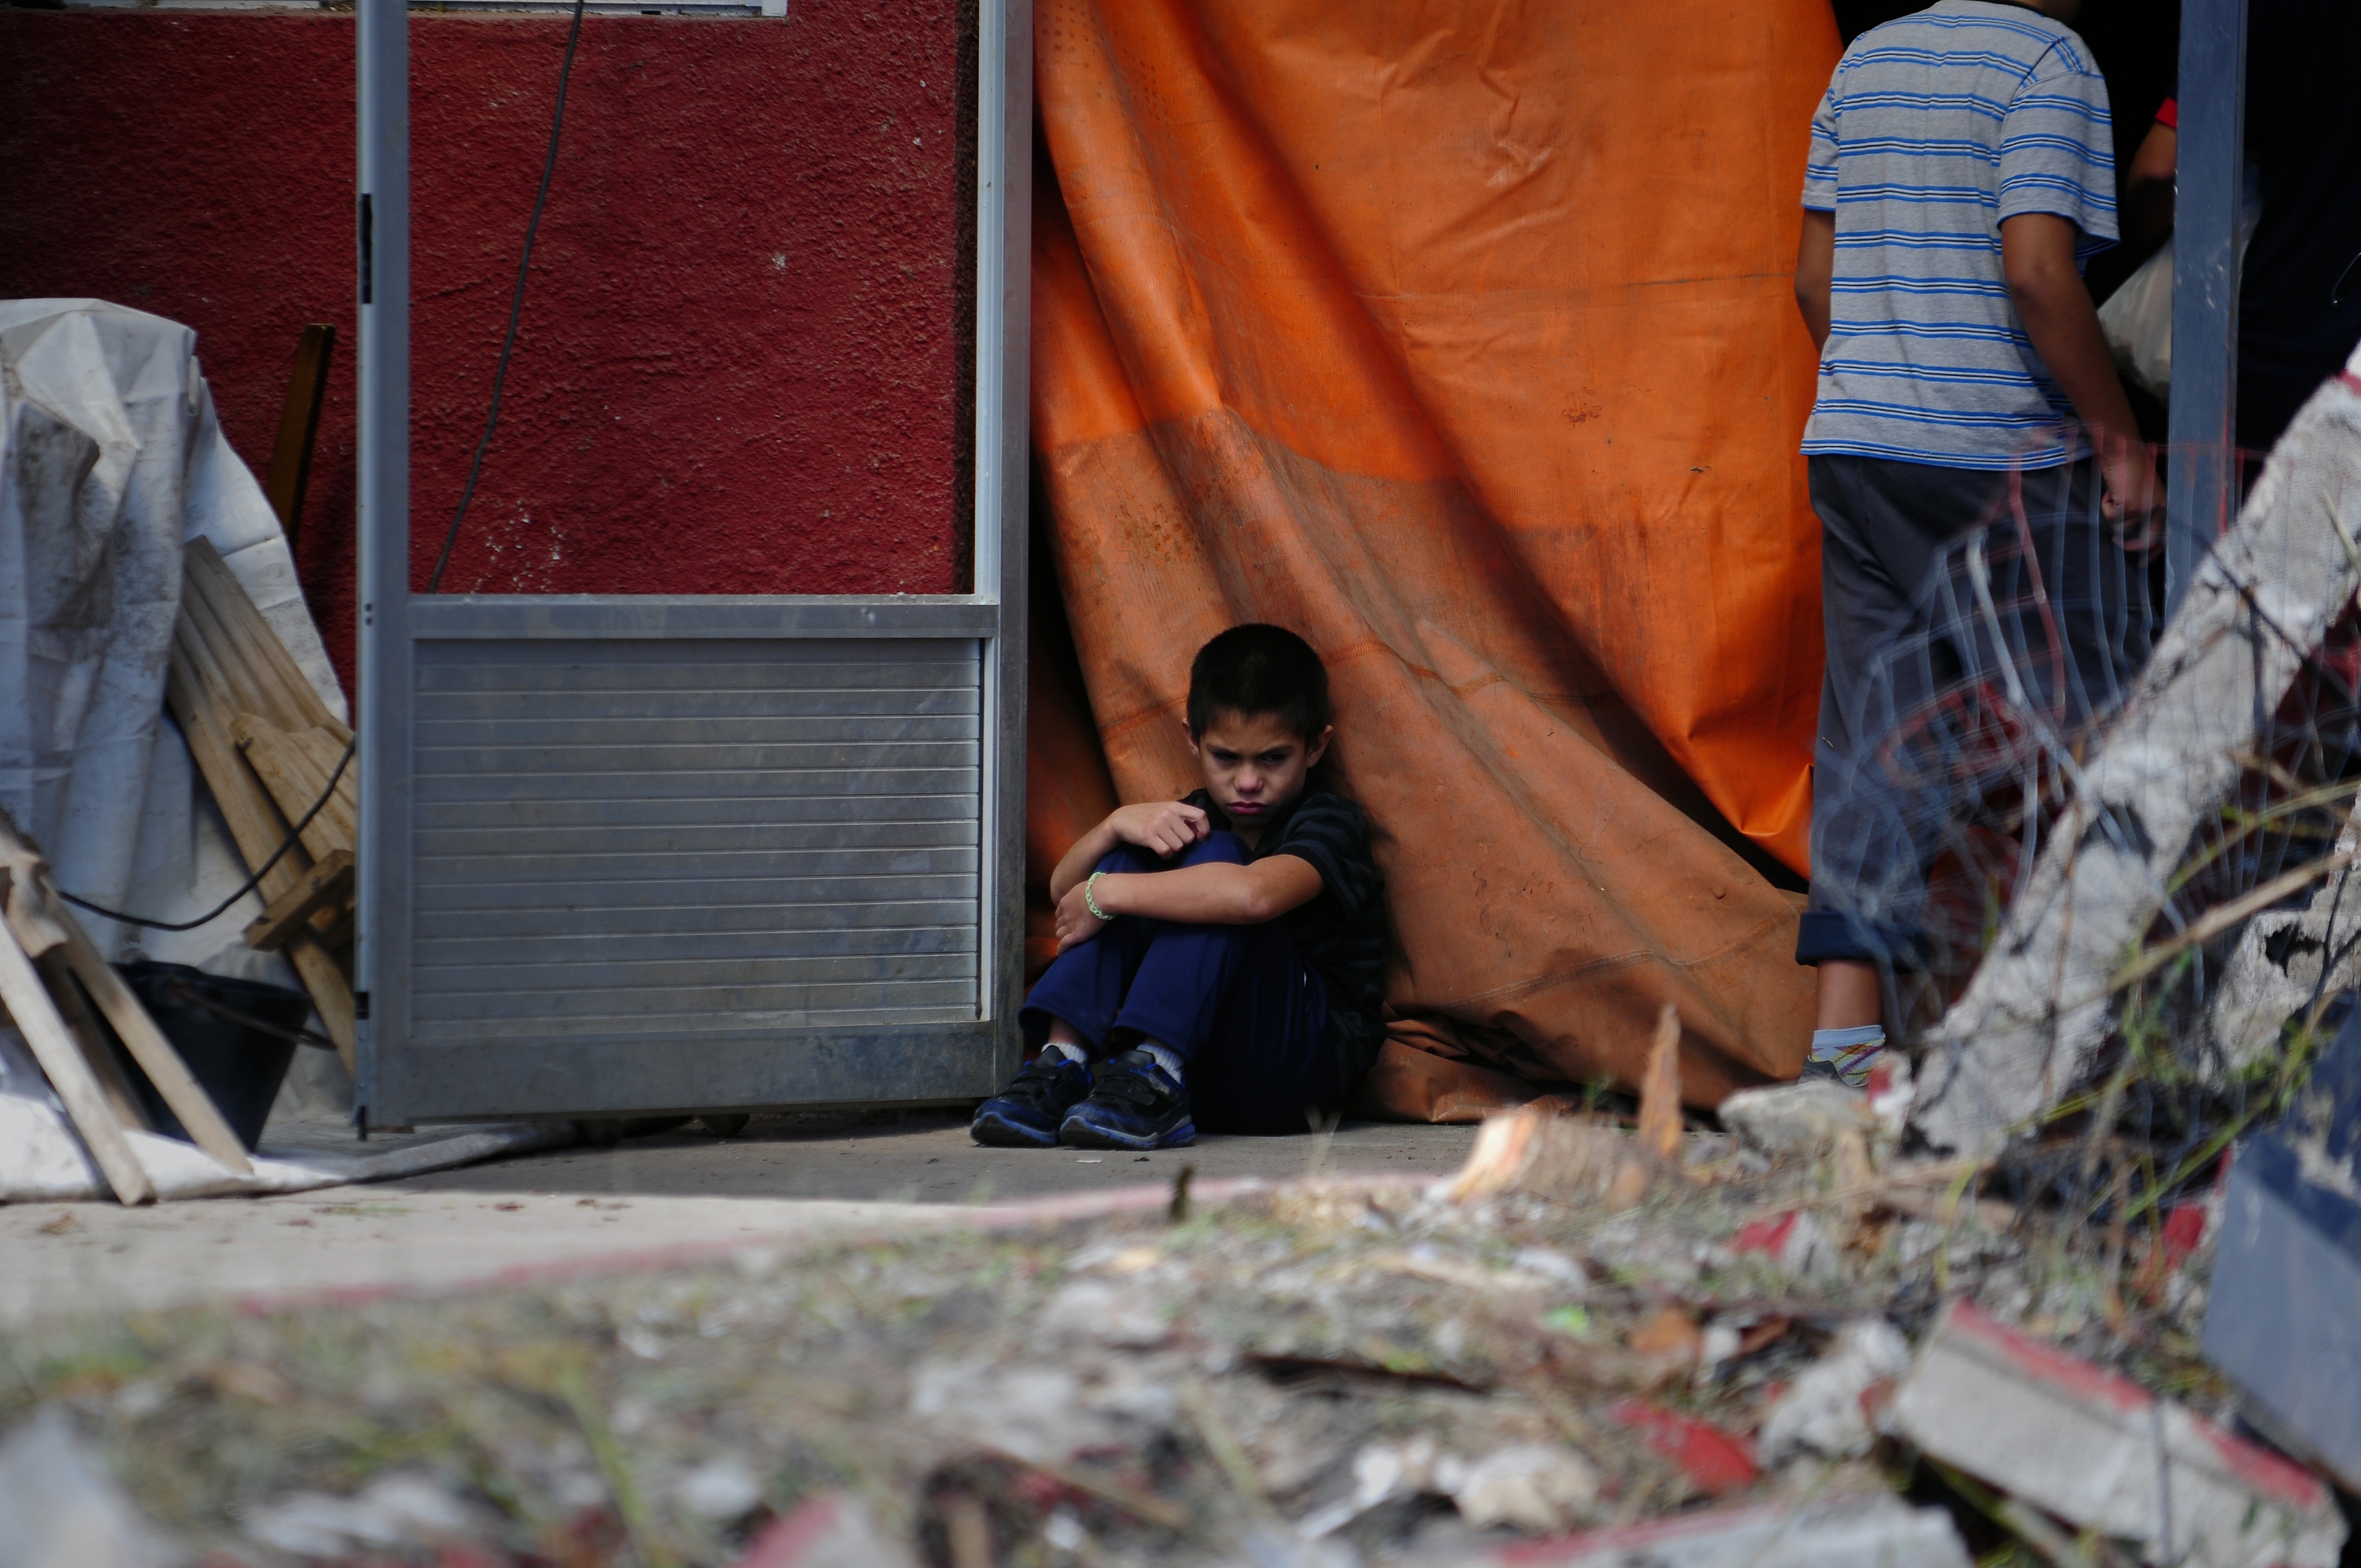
416, 924, 977, 968
415, 768, 979, 804
976, 0, 1032, 1095
416, 898, 976, 941
353, 0, 411, 1123
418, 819, 980, 858
2164, 0, 2248, 611
415, 795, 981, 830
417, 687, 985, 721
409, 596, 999, 640
383, 1024, 1005, 1120
418, 1005, 986, 1046
417, 714, 981, 747
379, 636, 988, 1111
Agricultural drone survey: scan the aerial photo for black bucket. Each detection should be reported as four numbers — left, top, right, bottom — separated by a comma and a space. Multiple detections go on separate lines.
104, 962, 311, 1151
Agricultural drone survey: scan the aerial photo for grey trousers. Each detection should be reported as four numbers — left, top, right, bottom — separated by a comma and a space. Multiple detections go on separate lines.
1800, 454, 2152, 967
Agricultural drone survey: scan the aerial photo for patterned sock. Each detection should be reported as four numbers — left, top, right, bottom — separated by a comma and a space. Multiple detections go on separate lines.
1138, 1042, 1186, 1083
1039, 1040, 1090, 1067
1809, 1026, 1886, 1090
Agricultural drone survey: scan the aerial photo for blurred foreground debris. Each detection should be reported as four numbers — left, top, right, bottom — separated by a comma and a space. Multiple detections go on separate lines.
5, 1013, 2353, 1568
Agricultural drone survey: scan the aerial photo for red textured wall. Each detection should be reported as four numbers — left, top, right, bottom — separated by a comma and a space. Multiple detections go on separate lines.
0, 8, 970, 704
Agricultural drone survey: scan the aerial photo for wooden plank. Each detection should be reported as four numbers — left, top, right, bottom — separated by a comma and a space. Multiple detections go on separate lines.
234, 715, 354, 858
35, 950, 151, 1134
0, 923, 153, 1205
61, 923, 254, 1175
168, 652, 357, 1075
0, 800, 254, 1175
182, 555, 304, 732
185, 539, 342, 736
246, 849, 353, 953
263, 323, 335, 546
286, 935, 357, 1072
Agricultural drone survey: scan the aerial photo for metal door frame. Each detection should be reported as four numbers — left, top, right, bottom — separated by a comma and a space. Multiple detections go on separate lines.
353, 0, 1030, 1123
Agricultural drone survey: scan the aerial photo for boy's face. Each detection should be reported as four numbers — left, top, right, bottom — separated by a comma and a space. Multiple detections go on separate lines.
1186, 709, 1332, 826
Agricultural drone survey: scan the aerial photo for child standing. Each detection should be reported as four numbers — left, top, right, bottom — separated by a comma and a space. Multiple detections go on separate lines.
1793, 0, 2155, 1085
972, 625, 1387, 1150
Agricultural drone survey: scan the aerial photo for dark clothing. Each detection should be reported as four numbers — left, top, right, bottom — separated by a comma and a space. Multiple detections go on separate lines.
1019, 836, 1340, 1135
1801, 453, 2150, 966
1179, 786, 1388, 1087
2235, 0, 2361, 453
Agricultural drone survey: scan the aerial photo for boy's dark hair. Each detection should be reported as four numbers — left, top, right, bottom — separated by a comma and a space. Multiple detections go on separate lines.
1186, 624, 1332, 743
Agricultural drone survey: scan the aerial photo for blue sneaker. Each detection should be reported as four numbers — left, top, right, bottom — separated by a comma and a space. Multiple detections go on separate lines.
971, 1054, 1095, 1146
1059, 1050, 1195, 1149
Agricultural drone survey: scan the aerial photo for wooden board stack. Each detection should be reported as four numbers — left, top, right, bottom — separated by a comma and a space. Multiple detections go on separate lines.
164, 539, 359, 1074
0, 805, 252, 1205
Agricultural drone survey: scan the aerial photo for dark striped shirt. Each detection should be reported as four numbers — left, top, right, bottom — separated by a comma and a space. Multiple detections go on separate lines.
1184, 788, 1388, 1090
1801, 0, 2119, 469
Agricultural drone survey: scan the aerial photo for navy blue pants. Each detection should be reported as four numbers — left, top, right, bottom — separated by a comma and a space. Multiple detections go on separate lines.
1020, 834, 1337, 1135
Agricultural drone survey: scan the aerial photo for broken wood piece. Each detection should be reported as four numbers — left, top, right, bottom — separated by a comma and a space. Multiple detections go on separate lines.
246, 848, 353, 953
1635, 1003, 1683, 1164
0, 858, 68, 961
0, 918, 154, 1205
1450, 1103, 1629, 1201
264, 323, 334, 546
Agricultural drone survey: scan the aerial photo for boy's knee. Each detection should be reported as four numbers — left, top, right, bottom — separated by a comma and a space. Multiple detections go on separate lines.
1180, 831, 1250, 867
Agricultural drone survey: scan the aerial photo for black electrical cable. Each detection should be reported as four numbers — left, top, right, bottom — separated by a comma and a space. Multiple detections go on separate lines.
425, 0, 588, 594
58, 737, 356, 933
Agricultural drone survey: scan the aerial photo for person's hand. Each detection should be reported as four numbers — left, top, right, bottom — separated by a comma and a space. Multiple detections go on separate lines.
1106, 800, 1209, 858
1055, 876, 1113, 953
2098, 431, 2163, 550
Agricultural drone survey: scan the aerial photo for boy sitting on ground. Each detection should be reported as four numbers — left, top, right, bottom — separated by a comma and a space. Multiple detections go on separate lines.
972, 625, 1387, 1151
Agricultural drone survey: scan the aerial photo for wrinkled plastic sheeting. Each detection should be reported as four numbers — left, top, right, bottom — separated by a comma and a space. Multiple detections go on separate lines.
0, 299, 345, 971
1028, 0, 1836, 1101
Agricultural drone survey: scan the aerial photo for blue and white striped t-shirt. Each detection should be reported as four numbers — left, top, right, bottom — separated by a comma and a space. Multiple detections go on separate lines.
1801, 0, 2118, 470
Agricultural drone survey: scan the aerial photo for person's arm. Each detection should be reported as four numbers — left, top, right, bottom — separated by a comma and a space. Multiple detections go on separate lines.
2000, 211, 2157, 525
1054, 855, 1324, 953
2123, 118, 2177, 254
1795, 208, 1836, 352
1047, 800, 1210, 902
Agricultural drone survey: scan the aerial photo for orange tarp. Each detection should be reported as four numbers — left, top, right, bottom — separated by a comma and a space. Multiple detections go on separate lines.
1027, 0, 1840, 1102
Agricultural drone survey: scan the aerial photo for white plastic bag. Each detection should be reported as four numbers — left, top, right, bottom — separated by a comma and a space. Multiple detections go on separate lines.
2097, 174, 2263, 402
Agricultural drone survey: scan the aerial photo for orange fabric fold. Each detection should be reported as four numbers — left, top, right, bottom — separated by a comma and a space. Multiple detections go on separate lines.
1028, 0, 1836, 1101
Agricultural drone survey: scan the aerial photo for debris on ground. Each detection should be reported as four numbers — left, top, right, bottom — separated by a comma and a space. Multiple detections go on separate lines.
2, 1020, 2346, 1568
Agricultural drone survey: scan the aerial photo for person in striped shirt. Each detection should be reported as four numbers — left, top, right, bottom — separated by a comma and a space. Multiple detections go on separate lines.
1792, 0, 2156, 1088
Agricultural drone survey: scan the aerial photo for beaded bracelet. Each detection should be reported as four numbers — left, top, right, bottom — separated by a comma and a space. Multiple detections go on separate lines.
1082, 870, 1116, 921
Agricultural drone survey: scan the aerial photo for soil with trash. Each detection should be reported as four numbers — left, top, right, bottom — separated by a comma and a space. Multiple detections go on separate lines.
6, 1064, 2340, 1568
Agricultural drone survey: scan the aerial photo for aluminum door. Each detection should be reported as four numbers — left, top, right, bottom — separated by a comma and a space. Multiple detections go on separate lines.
352, 0, 1029, 1123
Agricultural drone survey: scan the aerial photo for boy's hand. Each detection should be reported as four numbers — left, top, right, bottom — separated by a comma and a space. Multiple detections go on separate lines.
1055, 878, 1110, 953
1107, 801, 1210, 859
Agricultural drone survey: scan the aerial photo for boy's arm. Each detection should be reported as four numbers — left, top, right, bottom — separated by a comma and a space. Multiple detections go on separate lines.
2001, 212, 2157, 528
1054, 855, 1323, 953
1795, 208, 1836, 352
1046, 800, 1212, 903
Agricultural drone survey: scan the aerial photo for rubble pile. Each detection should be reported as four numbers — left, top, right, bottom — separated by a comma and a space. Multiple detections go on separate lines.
4, 1068, 2343, 1568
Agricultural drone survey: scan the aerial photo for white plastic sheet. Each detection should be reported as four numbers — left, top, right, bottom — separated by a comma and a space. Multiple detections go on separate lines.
0, 299, 346, 975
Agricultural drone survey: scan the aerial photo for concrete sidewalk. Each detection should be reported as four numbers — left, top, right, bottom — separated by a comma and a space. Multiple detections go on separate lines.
2, 1113, 1475, 1329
